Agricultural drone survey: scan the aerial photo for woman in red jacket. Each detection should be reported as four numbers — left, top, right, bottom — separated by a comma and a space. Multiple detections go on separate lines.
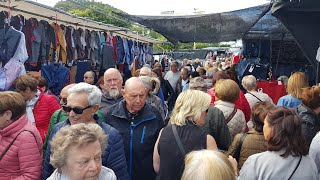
14, 74, 61, 141
207, 71, 251, 131
0, 91, 43, 180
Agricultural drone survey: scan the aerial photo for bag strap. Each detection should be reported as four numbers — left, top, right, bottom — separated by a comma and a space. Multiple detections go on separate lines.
247, 92, 263, 102
233, 133, 247, 161
226, 108, 237, 123
287, 155, 302, 180
172, 125, 186, 155
0, 130, 37, 161
55, 109, 63, 124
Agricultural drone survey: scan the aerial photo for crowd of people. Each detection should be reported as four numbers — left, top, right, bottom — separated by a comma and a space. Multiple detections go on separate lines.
1, 58, 320, 180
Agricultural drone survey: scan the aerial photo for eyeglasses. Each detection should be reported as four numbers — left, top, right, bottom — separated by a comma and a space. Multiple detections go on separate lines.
62, 105, 92, 114
58, 95, 68, 105
84, 76, 93, 79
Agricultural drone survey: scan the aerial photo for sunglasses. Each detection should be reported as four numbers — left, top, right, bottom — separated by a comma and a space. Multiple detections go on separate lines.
62, 105, 92, 114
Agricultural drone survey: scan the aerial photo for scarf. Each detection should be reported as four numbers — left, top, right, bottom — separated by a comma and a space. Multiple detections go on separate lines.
26, 89, 40, 125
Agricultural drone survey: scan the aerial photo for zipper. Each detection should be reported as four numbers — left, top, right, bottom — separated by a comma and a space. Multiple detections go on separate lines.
128, 116, 156, 180
140, 126, 146, 144
129, 122, 134, 180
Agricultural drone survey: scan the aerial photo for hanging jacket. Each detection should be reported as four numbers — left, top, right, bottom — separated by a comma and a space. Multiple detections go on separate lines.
33, 88, 61, 141
49, 23, 67, 63
39, 20, 56, 60
106, 100, 164, 180
43, 116, 129, 180
41, 63, 69, 95
0, 114, 43, 180
0, 26, 21, 65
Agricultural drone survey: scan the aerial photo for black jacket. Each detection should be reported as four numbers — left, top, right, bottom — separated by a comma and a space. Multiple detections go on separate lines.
161, 79, 175, 110
106, 100, 164, 180
201, 106, 231, 151
296, 104, 320, 147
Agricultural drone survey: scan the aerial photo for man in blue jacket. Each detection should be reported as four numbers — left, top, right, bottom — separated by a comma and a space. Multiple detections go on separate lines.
42, 83, 129, 180
106, 77, 164, 180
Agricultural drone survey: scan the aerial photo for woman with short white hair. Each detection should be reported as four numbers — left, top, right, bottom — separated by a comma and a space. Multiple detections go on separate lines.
242, 75, 274, 109
153, 90, 217, 180
47, 123, 116, 180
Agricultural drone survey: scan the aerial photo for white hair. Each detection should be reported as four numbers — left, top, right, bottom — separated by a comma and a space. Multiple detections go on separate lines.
140, 67, 152, 76
242, 75, 257, 91
68, 82, 102, 105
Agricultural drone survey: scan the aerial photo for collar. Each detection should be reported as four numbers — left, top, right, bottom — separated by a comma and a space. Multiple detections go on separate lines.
214, 100, 235, 108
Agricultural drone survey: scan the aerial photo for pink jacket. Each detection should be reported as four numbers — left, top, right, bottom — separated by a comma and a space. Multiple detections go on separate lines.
0, 114, 43, 180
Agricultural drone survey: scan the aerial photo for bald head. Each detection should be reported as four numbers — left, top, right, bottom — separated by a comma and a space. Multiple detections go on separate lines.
83, 71, 95, 85
124, 77, 145, 91
122, 77, 146, 114
103, 68, 123, 98
60, 84, 76, 106
104, 68, 122, 81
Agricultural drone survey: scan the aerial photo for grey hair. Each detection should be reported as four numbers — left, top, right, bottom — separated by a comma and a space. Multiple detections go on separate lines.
242, 75, 257, 91
68, 82, 102, 105
206, 67, 218, 79
140, 67, 152, 76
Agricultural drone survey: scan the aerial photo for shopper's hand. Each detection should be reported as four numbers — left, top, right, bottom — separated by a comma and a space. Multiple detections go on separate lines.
228, 155, 238, 176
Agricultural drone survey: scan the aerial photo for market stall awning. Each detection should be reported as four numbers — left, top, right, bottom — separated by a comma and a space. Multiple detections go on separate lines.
0, 0, 164, 44
115, 3, 291, 44
272, 0, 320, 71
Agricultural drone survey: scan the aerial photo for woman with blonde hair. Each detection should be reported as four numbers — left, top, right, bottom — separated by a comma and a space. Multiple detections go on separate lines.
182, 150, 236, 180
47, 123, 116, 180
277, 72, 309, 108
153, 90, 217, 180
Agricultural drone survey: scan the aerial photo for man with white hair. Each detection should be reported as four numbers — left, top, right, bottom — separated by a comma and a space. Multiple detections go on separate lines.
43, 83, 129, 180
100, 68, 124, 115
242, 75, 274, 108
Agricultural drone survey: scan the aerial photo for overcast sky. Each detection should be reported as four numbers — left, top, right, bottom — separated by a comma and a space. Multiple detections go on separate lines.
31, 0, 269, 15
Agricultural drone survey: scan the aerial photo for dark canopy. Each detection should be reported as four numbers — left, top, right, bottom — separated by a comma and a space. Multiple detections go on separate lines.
272, 0, 320, 71
115, 3, 291, 44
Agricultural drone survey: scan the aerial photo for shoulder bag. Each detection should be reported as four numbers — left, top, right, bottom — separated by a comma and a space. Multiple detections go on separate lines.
233, 133, 247, 162
226, 108, 237, 123
0, 130, 37, 161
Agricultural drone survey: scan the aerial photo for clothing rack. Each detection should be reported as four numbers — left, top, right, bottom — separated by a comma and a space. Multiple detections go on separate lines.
0, 0, 163, 44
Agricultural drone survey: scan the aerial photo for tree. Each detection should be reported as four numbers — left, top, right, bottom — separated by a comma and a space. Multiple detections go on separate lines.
54, 0, 131, 28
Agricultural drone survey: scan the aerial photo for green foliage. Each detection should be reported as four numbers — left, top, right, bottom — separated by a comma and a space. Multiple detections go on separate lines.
54, 0, 131, 28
